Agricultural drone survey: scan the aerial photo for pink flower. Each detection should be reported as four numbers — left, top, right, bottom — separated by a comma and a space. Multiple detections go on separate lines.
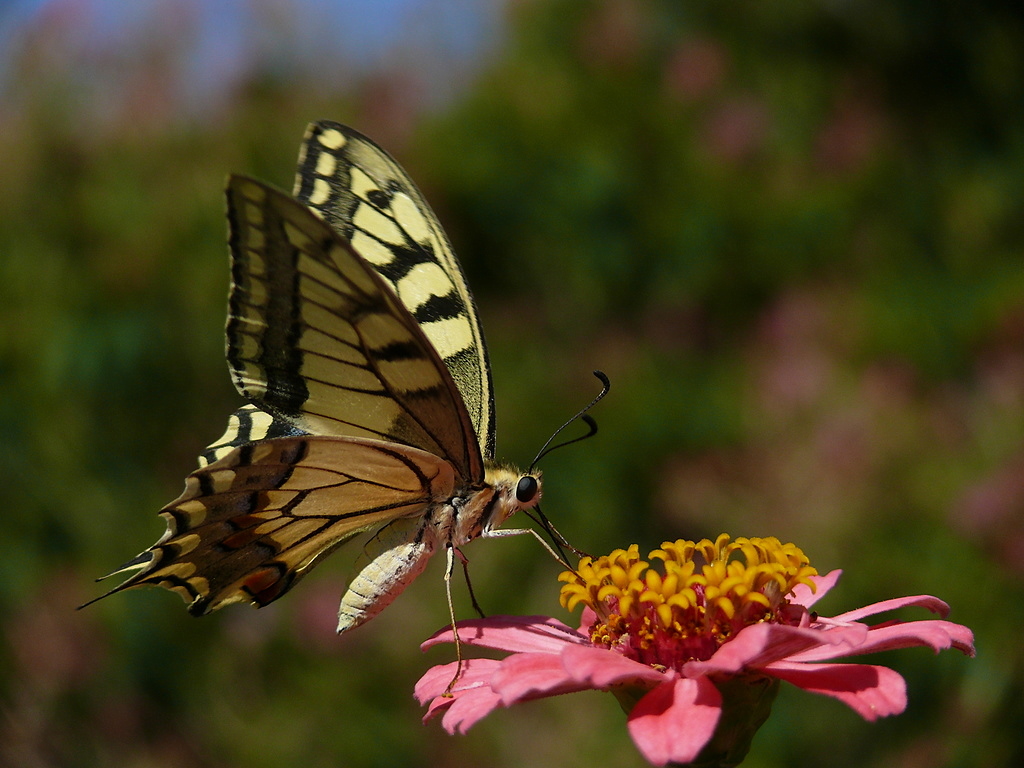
416, 536, 974, 767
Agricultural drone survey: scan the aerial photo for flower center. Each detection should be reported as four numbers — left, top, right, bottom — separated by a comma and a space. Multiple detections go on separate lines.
558, 535, 818, 667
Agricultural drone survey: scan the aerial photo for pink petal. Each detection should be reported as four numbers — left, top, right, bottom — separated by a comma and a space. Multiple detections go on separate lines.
491, 646, 667, 705
417, 659, 506, 734
421, 615, 586, 654
684, 621, 867, 676
561, 643, 669, 688
438, 686, 505, 733
491, 651, 595, 703
788, 619, 976, 662
577, 606, 598, 634
627, 677, 723, 766
415, 658, 501, 705
763, 661, 907, 720
831, 594, 950, 622
790, 570, 842, 608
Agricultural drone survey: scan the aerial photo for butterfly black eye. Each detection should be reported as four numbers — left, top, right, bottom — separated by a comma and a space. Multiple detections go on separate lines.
516, 475, 539, 504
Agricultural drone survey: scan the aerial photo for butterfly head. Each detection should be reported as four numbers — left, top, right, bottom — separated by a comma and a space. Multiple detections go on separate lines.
516, 475, 541, 505
477, 465, 542, 534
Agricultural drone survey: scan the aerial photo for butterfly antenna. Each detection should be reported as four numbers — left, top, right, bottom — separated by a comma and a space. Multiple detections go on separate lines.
528, 370, 611, 473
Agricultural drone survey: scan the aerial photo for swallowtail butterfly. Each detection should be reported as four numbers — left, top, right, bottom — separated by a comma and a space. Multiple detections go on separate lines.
91, 122, 545, 633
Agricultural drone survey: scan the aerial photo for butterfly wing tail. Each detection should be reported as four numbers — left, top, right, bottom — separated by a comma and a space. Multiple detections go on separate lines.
78, 551, 162, 610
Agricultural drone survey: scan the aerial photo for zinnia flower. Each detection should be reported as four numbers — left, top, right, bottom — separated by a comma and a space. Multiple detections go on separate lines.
416, 535, 975, 767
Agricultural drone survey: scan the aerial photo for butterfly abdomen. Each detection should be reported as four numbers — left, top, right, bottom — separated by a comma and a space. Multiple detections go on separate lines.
337, 515, 435, 633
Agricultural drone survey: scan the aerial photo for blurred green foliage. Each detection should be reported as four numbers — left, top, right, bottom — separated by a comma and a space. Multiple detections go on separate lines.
2, 1, 1020, 766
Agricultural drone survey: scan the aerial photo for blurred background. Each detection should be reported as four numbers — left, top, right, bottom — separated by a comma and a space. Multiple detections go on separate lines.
1, 1, 1019, 766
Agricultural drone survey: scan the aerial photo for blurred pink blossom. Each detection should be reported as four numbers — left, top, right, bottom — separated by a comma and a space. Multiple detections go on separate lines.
664, 38, 729, 101
701, 95, 770, 163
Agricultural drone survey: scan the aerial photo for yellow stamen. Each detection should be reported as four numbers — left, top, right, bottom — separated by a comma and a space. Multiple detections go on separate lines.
560, 535, 818, 665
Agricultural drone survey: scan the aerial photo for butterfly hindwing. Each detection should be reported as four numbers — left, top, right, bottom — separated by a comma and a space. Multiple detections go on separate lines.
292, 121, 495, 460
100, 436, 456, 614
200, 404, 307, 467
225, 175, 482, 481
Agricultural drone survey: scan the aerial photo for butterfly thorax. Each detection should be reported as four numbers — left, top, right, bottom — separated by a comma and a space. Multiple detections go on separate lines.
445, 465, 542, 546
335, 464, 541, 634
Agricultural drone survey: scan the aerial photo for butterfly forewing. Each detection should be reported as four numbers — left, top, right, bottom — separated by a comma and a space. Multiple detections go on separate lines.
292, 121, 495, 460
225, 176, 482, 481
105, 436, 456, 614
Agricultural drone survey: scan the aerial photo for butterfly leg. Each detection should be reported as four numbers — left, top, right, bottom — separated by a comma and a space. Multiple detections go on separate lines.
530, 512, 591, 560
443, 543, 466, 696
452, 546, 487, 619
483, 527, 575, 570
442, 528, 575, 694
